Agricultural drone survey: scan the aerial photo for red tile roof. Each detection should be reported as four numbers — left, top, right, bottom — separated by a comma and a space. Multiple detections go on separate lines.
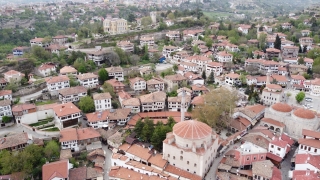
173, 120, 212, 140
45, 75, 69, 84
295, 153, 320, 170
302, 129, 320, 139
52, 102, 81, 117
42, 159, 69, 180
293, 108, 316, 119
164, 164, 201, 180
271, 103, 292, 112
261, 118, 285, 127
12, 103, 36, 112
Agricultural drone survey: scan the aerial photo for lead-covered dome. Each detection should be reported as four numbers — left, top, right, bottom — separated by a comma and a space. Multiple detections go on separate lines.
173, 120, 212, 140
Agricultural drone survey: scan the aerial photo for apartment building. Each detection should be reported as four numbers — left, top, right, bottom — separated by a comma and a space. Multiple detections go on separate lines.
76, 73, 98, 88
53, 102, 81, 129
93, 92, 112, 111
58, 86, 87, 103
129, 77, 146, 91
38, 63, 56, 77
139, 91, 166, 112
184, 55, 212, 72
146, 78, 165, 92
117, 41, 134, 52
45, 76, 70, 95
86, 108, 131, 129
105, 66, 124, 81
103, 18, 127, 35
105, 79, 125, 93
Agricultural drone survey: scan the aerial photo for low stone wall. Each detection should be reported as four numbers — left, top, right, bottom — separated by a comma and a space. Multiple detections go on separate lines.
21, 123, 60, 137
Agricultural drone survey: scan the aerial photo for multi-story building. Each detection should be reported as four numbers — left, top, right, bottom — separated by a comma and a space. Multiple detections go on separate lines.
298, 129, 320, 155
76, 73, 98, 88
52, 35, 68, 45
184, 55, 212, 72
59, 127, 100, 151
164, 74, 187, 91
3, 70, 25, 83
0, 78, 8, 89
304, 57, 314, 68
86, 50, 108, 66
282, 46, 299, 58
58, 86, 87, 103
299, 37, 313, 47
206, 62, 223, 76
52, 102, 81, 129
162, 45, 180, 59
86, 108, 131, 129
30, 37, 49, 47
103, 18, 127, 35
310, 78, 320, 96
163, 120, 219, 177
165, 31, 180, 41
182, 29, 204, 41
42, 159, 73, 180
266, 48, 281, 59
38, 63, 56, 77
140, 36, 155, 48
281, 22, 292, 29
139, 91, 166, 112
281, 40, 294, 50
45, 75, 70, 95
59, 66, 78, 76
117, 41, 134, 52
289, 64, 308, 75
105, 66, 124, 81
179, 62, 197, 72
129, 77, 146, 91
0, 90, 12, 100
168, 95, 191, 111
252, 160, 282, 180
146, 78, 165, 92
11, 103, 36, 123
105, 79, 125, 93
215, 51, 233, 63
225, 44, 239, 52
291, 75, 305, 85
122, 98, 141, 114
225, 72, 241, 86
0, 133, 31, 151
261, 82, 284, 106
12, 46, 30, 57
0, 100, 12, 120
238, 24, 251, 34
93, 92, 112, 111
301, 30, 311, 37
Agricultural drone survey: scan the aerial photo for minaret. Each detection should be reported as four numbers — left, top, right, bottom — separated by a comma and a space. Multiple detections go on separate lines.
266, 69, 271, 85
180, 89, 185, 122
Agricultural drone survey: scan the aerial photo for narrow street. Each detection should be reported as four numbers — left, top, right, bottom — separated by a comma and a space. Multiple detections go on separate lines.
102, 145, 112, 180
18, 88, 45, 103
0, 123, 49, 139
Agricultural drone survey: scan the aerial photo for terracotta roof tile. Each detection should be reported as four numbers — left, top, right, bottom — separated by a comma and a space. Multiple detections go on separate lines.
252, 160, 274, 179
173, 120, 212, 140
271, 103, 292, 112
45, 75, 69, 84
302, 129, 320, 139
52, 102, 81, 117
293, 108, 315, 119
0, 133, 29, 150
12, 103, 36, 112
58, 86, 87, 96
76, 73, 98, 80
93, 92, 111, 100
139, 91, 166, 103
164, 164, 202, 180
60, 66, 77, 74
42, 159, 69, 180
69, 167, 87, 180
298, 139, 320, 149
261, 118, 285, 127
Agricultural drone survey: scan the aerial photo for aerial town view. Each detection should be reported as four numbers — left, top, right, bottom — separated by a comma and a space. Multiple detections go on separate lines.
0, 0, 320, 179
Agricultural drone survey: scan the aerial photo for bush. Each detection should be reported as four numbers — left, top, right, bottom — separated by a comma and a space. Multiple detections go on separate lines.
2, 116, 11, 123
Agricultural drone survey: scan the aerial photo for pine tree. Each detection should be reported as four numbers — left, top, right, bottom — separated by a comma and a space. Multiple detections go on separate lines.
274, 35, 281, 50
208, 71, 214, 83
202, 70, 207, 80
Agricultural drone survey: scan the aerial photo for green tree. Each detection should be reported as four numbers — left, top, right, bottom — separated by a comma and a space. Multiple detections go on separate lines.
204, 37, 213, 48
1, 116, 11, 123
173, 64, 178, 71
114, 47, 128, 65
298, 57, 305, 65
134, 119, 145, 138
98, 68, 109, 84
103, 82, 116, 98
202, 70, 206, 80
141, 118, 154, 142
295, 91, 305, 103
128, 14, 136, 22
44, 141, 60, 161
151, 123, 172, 151
68, 75, 79, 87
167, 13, 175, 20
208, 71, 214, 83
141, 16, 152, 27
274, 34, 281, 50
78, 96, 95, 113
193, 45, 200, 55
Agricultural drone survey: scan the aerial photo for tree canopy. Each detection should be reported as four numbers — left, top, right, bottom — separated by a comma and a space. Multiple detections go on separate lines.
295, 91, 305, 103
78, 96, 95, 113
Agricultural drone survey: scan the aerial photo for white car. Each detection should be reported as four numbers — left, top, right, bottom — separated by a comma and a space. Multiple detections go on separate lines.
305, 98, 313, 102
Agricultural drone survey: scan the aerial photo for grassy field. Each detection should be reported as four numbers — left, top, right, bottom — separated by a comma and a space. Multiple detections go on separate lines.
35, 100, 55, 106
203, 11, 234, 19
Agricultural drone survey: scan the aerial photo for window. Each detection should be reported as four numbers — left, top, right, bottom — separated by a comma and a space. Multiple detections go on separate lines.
173, 156, 175, 160
247, 157, 250, 161
254, 157, 256, 160
277, 147, 281, 151
180, 156, 183, 160
168, 154, 170, 158
187, 161, 189, 165
315, 149, 318, 153
194, 163, 197, 167
186, 144, 188, 147
187, 169, 189, 171
308, 147, 311, 151
181, 151, 183, 154
305, 146, 307, 150
271, 145, 274, 148
300, 145, 304, 149
261, 156, 264, 159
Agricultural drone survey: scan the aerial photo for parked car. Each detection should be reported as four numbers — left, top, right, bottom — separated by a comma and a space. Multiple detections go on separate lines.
305, 97, 313, 102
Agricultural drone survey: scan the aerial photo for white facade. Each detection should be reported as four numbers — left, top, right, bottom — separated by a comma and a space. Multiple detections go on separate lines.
268, 141, 288, 158
206, 62, 223, 76
216, 52, 233, 63
59, 90, 87, 103
106, 67, 124, 81
39, 66, 56, 77
130, 78, 146, 91
94, 98, 112, 111
0, 101, 12, 120
77, 73, 98, 88
19, 109, 55, 125
46, 76, 70, 96
61, 139, 79, 151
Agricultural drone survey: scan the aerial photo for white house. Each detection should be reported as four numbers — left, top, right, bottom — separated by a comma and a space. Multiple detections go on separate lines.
206, 62, 223, 76
298, 129, 320, 155
105, 66, 124, 81
93, 92, 112, 111
0, 100, 12, 120
168, 95, 191, 112
165, 20, 174, 27
52, 102, 81, 129
304, 57, 314, 68
45, 75, 70, 96
129, 77, 146, 91
0, 90, 12, 100
139, 91, 166, 112
86, 108, 131, 129
216, 51, 233, 63
268, 137, 290, 159
238, 24, 251, 34
309, 78, 320, 96
58, 86, 87, 103
38, 63, 56, 77
225, 72, 241, 86
140, 36, 155, 48
30, 37, 49, 47
295, 153, 320, 172
291, 75, 305, 85
76, 73, 98, 88
122, 98, 141, 114
165, 31, 180, 41
162, 45, 180, 59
